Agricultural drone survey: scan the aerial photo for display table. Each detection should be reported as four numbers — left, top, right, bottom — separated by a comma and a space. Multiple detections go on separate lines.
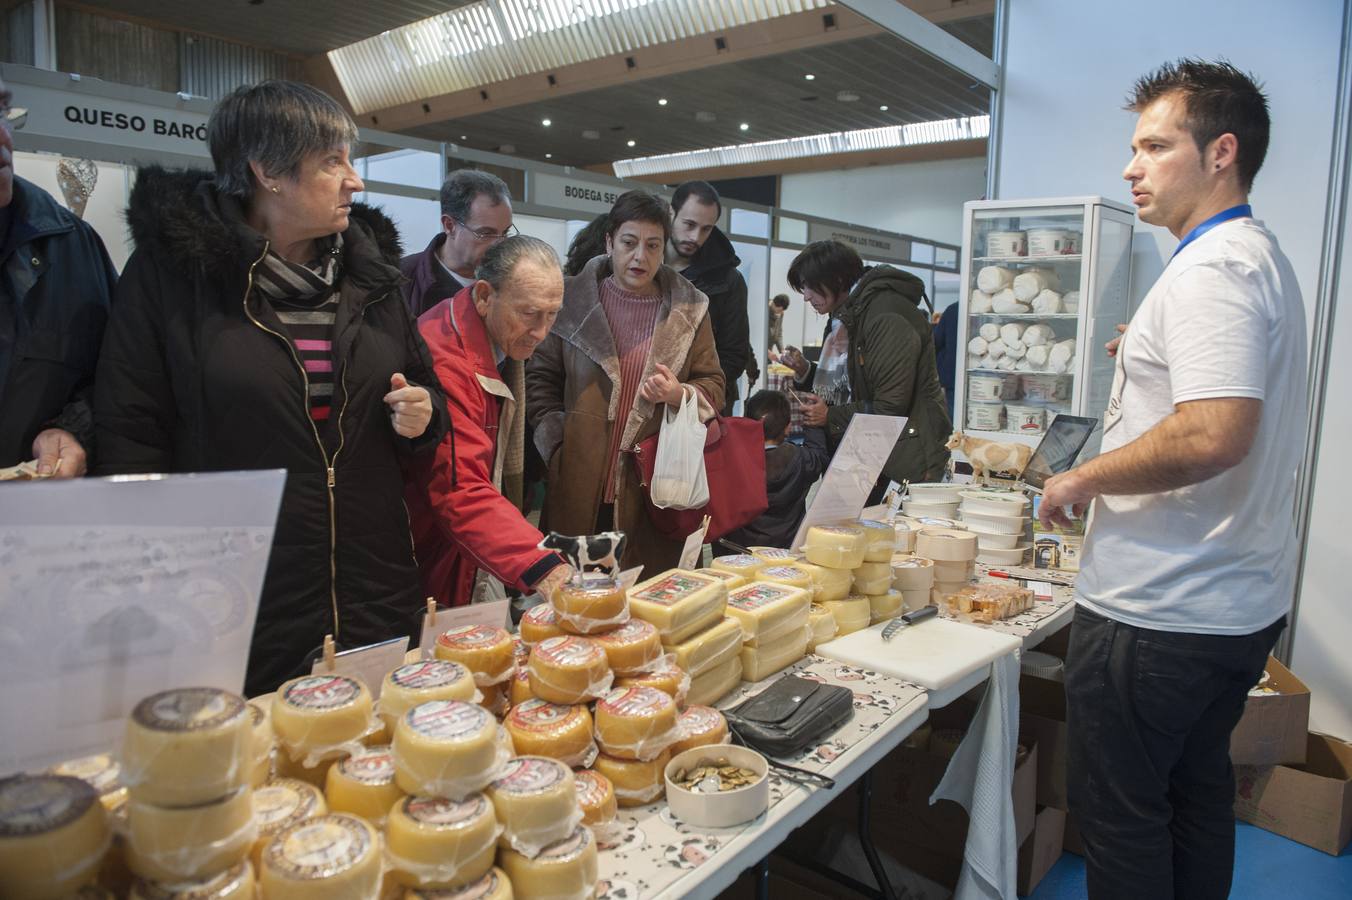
595, 656, 929, 900
943, 565, 1078, 650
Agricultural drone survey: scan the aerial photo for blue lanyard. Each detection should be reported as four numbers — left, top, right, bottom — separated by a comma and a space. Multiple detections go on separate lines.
1172, 204, 1252, 258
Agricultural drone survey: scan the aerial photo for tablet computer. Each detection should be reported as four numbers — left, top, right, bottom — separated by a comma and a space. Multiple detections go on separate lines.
1021, 414, 1098, 493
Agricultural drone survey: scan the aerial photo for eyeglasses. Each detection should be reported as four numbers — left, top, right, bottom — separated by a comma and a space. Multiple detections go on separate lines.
452, 218, 519, 243
1, 105, 27, 131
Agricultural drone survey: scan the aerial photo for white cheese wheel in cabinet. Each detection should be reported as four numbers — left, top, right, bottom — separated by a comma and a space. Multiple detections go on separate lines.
386, 793, 497, 889
0, 774, 109, 900
122, 687, 252, 806
803, 524, 868, 569
498, 825, 599, 900
258, 813, 381, 900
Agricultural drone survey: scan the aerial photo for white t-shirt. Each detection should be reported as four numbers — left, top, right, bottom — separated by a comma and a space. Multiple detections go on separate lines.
1076, 217, 1308, 635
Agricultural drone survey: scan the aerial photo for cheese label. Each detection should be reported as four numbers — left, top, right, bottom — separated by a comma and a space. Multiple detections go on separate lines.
759, 566, 806, 581
508, 699, 582, 732
595, 619, 654, 643
255, 780, 321, 830
406, 700, 490, 741
491, 756, 568, 795
391, 660, 470, 690
438, 624, 508, 650
714, 554, 759, 568
599, 685, 671, 718
752, 547, 796, 560
522, 604, 559, 626
536, 635, 605, 665
696, 568, 743, 582
815, 525, 863, 536
337, 748, 395, 784
132, 860, 252, 899
134, 687, 245, 732
0, 775, 94, 836
271, 815, 371, 876
282, 675, 362, 710
50, 754, 120, 794
679, 706, 724, 735
404, 794, 489, 828
632, 572, 715, 606
729, 583, 795, 610
424, 869, 508, 900
513, 636, 530, 662
540, 824, 592, 861
574, 770, 609, 807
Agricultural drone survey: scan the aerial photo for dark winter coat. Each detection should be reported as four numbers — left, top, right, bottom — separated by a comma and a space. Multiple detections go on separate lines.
95, 167, 448, 695
400, 232, 468, 319
680, 227, 749, 407
725, 426, 831, 549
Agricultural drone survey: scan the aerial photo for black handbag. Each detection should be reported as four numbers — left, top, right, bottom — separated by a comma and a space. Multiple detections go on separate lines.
724, 675, 854, 788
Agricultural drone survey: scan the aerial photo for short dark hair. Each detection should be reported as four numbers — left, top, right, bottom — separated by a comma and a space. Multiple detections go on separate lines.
209, 80, 357, 200
771, 294, 790, 310
564, 213, 609, 277
671, 180, 721, 218
440, 169, 511, 222
607, 190, 672, 243
746, 390, 790, 441
476, 235, 559, 289
1126, 59, 1270, 190
787, 241, 864, 298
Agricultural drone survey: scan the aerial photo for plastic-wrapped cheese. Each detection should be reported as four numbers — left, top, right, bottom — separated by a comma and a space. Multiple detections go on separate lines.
614, 661, 690, 706
527, 636, 612, 705
487, 757, 579, 856
710, 554, 764, 580
739, 626, 808, 682
402, 867, 512, 900
504, 700, 596, 768
49, 754, 127, 812
857, 519, 898, 562
591, 618, 662, 675
126, 786, 254, 883
669, 616, 743, 677
852, 560, 893, 596
803, 524, 867, 569
519, 603, 565, 645
749, 547, 801, 564
508, 666, 534, 707
756, 565, 814, 592
628, 569, 728, 645
891, 555, 935, 591
594, 686, 679, 761
245, 703, 275, 788
386, 794, 497, 890
669, 706, 729, 756
869, 590, 905, 623
852, 574, 892, 596
271, 676, 374, 760
271, 754, 334, 790
324, 746, 403, 824
393, 701, 504, 799
573, 770, 617, 829
434, 626, 515, 686
259, 813, 381, 900
381, 661, 478, 731
122, 687, 252, 806
915, 528, 978, 562
552, 573, 628, 635
726, 582, 811, 645
685, 655, 743, 707
807, 603, 838, 651
0, 774, 109, 900
800, 561, 852, 603
693, 567, 747, 590
591, 752, 670, 808
821, 596, 871, 637
128, 859, 255, 899
498, 825, 598, 900
251, 778, 325, 871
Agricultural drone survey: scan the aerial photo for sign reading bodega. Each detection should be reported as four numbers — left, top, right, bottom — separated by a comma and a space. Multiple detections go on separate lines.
63, 105, 208, 142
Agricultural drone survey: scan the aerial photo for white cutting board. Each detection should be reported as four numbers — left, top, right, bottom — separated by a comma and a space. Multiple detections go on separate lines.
816, 618, 1021, 708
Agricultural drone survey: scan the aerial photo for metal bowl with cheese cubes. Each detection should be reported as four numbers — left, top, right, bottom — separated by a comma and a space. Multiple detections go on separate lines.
663, 745, 769, 827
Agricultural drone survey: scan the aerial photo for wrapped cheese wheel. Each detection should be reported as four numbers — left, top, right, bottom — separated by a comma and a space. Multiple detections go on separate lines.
251, 778, 325, 871
669, 706, 728, 756
668, 616, 743, 677
614, 661, 690, 706
749, 547, 801, 564
821, 596, 871, 637
245, 703, 275, 788
486, 757, 580, 857
271, 676, 374, 762
0, 774, 109, 900
1013, 268, 1059, 302
853, 561, 892, 583
756, 565, 814, 591
726, 582, 811, 645
122, 687, 252, 806
434, 626, 515, 686
852, 573, 893, 597
591, 618, 663, 675
976, 265, 1014, 293
967, 336, 989, 356
916, 528, 979, 562
593, 686, 679, 761
628, 569, 728, 645
393, 701, 506, 799
519, 603, 565, 645
128, 859, 255, 900
802, 561, 853, 602
125, 786, 255, 883
527, 636, 613, 705
324, 746, 403, 824
803, 524, 867, 569
498, 825, 599, 900
857, 519, 898, 562
893, 522, 917, 553
381, 661, 478, 731
386, 794, 498, 890
258, 814, 381, 900
504, 700, 596, 768
552, 572, 628, 635
693, 567, 747, 590
807, 603, 838, 651
969, 290, 994, 314
868, 590, 905, 623
591, 753, 670, 808
573, 770, 617, 829
686, 655, 743, 707
49, 754, 127, 813
508, 666, 534, 707
710, 554, 763, 580
402, 867, 512, 900
892, 555, 935, 591
739, 626, 809, 682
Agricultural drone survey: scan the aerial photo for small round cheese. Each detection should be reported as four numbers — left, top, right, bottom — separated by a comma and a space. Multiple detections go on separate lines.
503, 700, 596, 767
692, 567, 748, 590
486, 757, 578, 855
749, 547, 801, 564
259, 813, 381, 900
434, 626, 515, 686
613, 662, 690, 706
527, 636, 612, 705
915, 528, 979, 562
128, 859, 254, 899
48, 754, 126, 812
756, 564, 814, 590
668, 616, 743, 677
386, 794, 497, 890
325, 746, 403, 824
498, 825, 598, 899
821, 596, 871, 637
0, 774, 109, 900
592, 752, 670, 807
393, 701, 503, 799
573, 770, 617, 829
891, 555, 935, 590
804, 524, 868, 569
591, 618, 662, 675
519, 603, 565, 645
551, 574, 628, 635
669, 706, 729, 756
508, 666, 534, 707
381, 661, 478, 730
868, 590, 905, 623
402, 866, 512, 899
857, 519, 898, 562
710, 554, 764, 580
251, 778, 326, 871
802, 561, 852, 602
807, 603, 838, 651
852, 572, 893, 596
122, 687, 252, 806
686, 655, 743, 708
271, 676, 374, 759
126, 787, 254, 883
594, 686, 678, 761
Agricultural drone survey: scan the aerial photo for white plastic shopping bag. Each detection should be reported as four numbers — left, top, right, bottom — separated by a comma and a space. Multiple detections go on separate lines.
649, 386, 710, 510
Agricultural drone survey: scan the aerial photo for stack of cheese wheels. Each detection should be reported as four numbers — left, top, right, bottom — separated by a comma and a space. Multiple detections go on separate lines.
669, 706, 729, 755
380, 661, 478, 732
891, 554, 936, 612
806, 602, 839, 651
251, 778, 326, 871
128, 860, 254, 899
0, 774, 111, 898
915, 528, 980, 595
800, 523, 873, 638
850, 519, 902, 623
504, 700, 597, 769
487, 757, 579, 857
392, 700, 505, 799
386, 793, 499, 890
551, 572, 629, 635
498, 824, 599, 900
434, 626, 516, 717
324, 745, 403, 825
259, 813, 382, 899
820, 595, 871, 637
573, 769, 618, 832
593, 686, 679, 807
526, 636, 613, 705
519, 603, 565, 645
725, 581, 812, 682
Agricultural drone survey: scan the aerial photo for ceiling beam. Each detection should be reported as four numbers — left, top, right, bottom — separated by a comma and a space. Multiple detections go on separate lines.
833, 0, 998, 88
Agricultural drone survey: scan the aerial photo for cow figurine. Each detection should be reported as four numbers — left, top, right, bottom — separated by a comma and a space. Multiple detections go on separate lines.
945, 431, 1033, 484
539, 531, 627, 581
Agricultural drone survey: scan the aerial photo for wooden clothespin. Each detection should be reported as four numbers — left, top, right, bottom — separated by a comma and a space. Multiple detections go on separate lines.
321, 634, 336, 672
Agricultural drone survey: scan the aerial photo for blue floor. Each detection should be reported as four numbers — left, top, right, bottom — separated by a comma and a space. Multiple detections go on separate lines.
1028, 823, 1352, 899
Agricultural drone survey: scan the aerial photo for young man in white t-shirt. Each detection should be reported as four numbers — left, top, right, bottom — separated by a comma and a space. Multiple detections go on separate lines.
1040, 60, 1307, 900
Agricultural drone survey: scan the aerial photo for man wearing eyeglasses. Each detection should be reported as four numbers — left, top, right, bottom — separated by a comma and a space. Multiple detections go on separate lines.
401, 169, 517, 318
0, 76, 117, 477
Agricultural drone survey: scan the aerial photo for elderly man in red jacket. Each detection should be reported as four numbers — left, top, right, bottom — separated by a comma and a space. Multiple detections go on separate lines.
405, 235, 571, 606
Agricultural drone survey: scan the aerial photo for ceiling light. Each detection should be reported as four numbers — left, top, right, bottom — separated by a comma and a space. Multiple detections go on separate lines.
627, 139, 636, 147
804, 74, 815, 80
837, 90, 860, 102
459, 134, 467, 140
879, 105, 889, 111
739, 123, 749, 131
658, 98, 668, 106
545, 153, 552, 159
542, 118, 551, 126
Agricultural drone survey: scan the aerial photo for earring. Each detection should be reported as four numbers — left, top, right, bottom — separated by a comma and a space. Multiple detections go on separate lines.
270, 185, 281, 194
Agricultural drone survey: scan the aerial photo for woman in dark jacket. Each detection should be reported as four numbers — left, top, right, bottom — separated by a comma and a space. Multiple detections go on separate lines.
95, 81, 448, 695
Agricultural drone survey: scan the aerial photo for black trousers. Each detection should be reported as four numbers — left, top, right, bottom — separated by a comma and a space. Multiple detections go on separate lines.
1065, 605, 1285, 900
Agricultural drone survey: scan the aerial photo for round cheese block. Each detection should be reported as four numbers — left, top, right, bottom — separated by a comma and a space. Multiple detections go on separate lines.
573, 770, 617, 829
259, 813, 381, 900
393, 701, 502, 799
551, 574, 628, 635
508, 666, 534, 707
893, 521, 917, 553
434, 626, 515, 686
245, 703, 275, 788
853, 561, 892, 583
325, 746, 403, 824
686, 655, 743, 708
669, 706, 728, 756
251, 777, 325, 871
386, 794, 497, 889
891, 555, 935, 591
271, 676, 374, 758
669, 616, 743, 677
381, 661, 478, 730
710, 554, 764, 580
591, 618, 663, 675
852, 571, 893, 596
613, 662, 689, 706
756, 565, 813, 591
800, 561, 852, 603
803, 524, 867, 569
504, 700, 595, 767
48, 754, 126, 812
915, 528, 979, 562
692, 567, 748, 590
499, 825, 598, 900
519, 603, 565, 645
857, 519, 898, 562
807, 603, 838, 652
401, 866, 512, 899
122, 687, 252, 806
126, 786, 253, 883
749, 547, 801, 564
0, 774, 109, 900
486, 757, 578, 855
821, 596, 871, 637
527, 636, 612, 705
868, 590, 905, 623
594, 686, 678, 761
591, 752, 670, 807
128, 859, 254, 899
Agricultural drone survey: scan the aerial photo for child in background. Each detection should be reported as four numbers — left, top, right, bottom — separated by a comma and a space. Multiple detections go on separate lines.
724, 390, 831, 549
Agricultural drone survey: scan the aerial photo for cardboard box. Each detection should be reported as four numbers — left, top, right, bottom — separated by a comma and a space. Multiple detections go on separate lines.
1234, 732, 1352, 856
1230, 656, 1311, 767
1017, 805, 1068, 896
1019, 673, 1070, 810
1062, 811, 1085, 856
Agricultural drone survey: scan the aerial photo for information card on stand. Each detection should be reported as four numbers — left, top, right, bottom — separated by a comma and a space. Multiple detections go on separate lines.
793, 414, 907, 549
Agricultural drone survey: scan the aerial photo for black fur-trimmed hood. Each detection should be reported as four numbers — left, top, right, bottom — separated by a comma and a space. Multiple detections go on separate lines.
125, 165, 403, 280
